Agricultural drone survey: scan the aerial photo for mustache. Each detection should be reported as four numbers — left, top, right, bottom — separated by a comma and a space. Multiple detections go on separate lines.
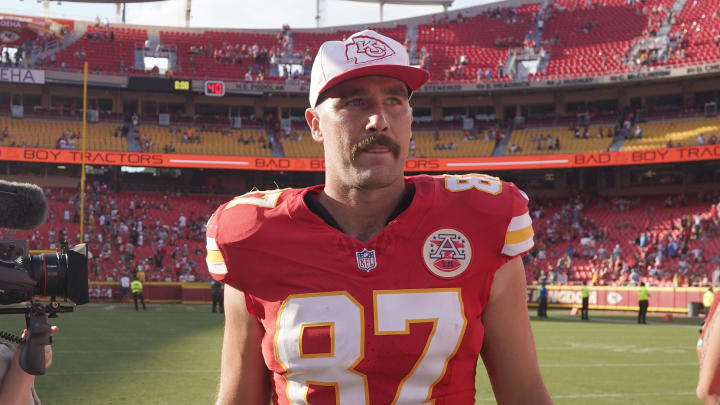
351, 133, 400, 160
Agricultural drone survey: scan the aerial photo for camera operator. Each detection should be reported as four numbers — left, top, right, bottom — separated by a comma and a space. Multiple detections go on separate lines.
0, 326, 58, 405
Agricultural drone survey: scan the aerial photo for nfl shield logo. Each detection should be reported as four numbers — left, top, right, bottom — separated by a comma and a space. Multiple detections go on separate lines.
355, 249, 377, 272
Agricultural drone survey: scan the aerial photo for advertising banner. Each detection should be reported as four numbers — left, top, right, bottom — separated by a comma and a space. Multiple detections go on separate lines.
2, 144, 719, 172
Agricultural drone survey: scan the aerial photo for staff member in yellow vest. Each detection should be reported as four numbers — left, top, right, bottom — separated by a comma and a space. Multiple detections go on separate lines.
581, 282, 590, 321
131, 278, 146, 311
704, 287, 715, 314
638, 282, 650, 324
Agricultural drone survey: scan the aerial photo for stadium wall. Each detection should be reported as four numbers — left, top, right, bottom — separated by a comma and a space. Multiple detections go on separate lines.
527, 285, 707, 314
82, 282, 710, 314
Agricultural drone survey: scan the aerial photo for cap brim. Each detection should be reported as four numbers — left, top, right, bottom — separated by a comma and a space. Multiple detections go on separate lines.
315, 64, 429, 105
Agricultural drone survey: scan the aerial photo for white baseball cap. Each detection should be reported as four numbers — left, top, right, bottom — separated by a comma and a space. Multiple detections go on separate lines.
309, 29, 430, 108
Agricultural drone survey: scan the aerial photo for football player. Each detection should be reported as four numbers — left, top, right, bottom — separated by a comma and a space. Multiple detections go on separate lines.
209, 30, 552, 405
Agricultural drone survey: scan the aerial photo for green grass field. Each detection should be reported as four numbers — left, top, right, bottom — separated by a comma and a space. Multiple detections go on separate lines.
0, 304, 702, 404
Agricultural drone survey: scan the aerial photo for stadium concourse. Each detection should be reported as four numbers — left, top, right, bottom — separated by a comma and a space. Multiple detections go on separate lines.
14, 0, 720, 83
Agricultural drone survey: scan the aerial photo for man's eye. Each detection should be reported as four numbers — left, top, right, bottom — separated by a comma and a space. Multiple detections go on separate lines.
386, 97, 402, 105
347, 99, 365, 106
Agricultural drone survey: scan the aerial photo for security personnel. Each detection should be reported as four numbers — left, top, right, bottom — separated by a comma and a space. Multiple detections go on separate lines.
581, 282, 590, 320
537, 280, 548, 318
211, 279, 224, 313
704, 287, 715, 314
131, 277, 146, 311
638, 282, 650, 324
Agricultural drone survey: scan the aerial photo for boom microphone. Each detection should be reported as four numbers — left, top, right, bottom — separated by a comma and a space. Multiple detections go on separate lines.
0, 180, 48, 230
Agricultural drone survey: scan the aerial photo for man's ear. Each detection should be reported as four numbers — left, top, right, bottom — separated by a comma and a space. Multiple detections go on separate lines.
305, 108, 323, 142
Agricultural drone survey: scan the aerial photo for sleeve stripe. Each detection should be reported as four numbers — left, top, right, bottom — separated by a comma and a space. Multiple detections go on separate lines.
206, 249, 225, 264
206, 236, 218, 251
206, 261, 228, 275
502, 238, 534, 257
505, 225, 534, 246
507, 212, 532, 232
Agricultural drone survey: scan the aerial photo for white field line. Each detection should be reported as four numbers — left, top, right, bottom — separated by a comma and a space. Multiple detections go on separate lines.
541, 362, 696, 368
477, 391, 695, 401
46, 369, 219, 376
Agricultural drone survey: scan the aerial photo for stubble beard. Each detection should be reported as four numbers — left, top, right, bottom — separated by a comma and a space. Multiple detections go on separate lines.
347, 133, 405, 190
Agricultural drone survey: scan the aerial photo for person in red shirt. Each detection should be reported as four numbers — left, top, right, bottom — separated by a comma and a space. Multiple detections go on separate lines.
208, 30, 552, 405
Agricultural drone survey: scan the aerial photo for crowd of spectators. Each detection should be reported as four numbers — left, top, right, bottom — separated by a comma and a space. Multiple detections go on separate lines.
526, 191, 720, 288
3, 181, 227, 283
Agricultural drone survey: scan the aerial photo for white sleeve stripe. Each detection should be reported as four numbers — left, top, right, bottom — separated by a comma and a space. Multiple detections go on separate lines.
206, 260, 228, 275
206, 236, 218, 251
502, 238, 534, 256
507, 212, 532, 232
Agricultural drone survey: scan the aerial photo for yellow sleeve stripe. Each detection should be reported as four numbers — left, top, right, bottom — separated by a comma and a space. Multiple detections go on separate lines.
206, 249, 225, 264
505, 225, 534, 246
502, 238, 534, 257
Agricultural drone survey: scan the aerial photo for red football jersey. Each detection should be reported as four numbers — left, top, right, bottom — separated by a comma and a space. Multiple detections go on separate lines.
206, 174, 533, 405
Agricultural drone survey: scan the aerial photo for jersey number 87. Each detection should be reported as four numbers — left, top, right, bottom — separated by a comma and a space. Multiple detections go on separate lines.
274, 289, 467, 404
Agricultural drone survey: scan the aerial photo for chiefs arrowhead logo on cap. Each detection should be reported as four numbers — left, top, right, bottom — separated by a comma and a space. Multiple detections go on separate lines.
308, 29, 429, 108
345, 35, 396, 65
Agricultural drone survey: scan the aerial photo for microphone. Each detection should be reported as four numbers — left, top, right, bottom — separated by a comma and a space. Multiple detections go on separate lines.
0, 180, 48, 230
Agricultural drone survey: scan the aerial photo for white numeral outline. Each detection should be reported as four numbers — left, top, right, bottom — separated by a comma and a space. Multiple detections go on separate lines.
274, 292, 369, 405
225, 188, 286, 209
445, 174, 502, 195
374, 289, 467, 404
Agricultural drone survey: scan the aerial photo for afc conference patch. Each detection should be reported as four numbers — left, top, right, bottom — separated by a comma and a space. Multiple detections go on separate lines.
422, 228, 472, 279
355, 248, 377, 272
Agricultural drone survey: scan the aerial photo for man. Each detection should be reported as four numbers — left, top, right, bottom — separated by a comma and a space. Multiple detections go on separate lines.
119, 273, 130, 302
211, 279, 224, 313
538, 279, 549, 318
0, 326, 59, 404
208, 30, 552, 405
581, 282, 590, 320
697, 286, 720, 403
638, 282, 650, 324
131, 277, 146, 311
704, 287, 715, 314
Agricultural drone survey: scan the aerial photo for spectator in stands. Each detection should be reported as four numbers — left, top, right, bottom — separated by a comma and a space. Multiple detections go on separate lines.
534, 134, 544, 150
710, 135, 718, 145
510, 144, 520, 153
546, 135, 554, 150
635, 126, 643, 139
555, 136, 560, 150
612, 243, 622, 259
698, 134, 707, 145
597, 245, 608, 260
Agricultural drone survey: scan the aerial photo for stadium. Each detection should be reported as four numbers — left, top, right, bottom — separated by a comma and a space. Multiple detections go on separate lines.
0, 0, 719, 403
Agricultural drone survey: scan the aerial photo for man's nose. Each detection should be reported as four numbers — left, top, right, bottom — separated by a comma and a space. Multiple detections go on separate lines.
366, 104, 389, 133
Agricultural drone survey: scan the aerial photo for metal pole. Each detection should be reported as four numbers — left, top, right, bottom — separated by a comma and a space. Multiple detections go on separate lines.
316, 0, 320, 28
380, 1, 384, 22
185, 0, 192, 28
79, 61, 88, 245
